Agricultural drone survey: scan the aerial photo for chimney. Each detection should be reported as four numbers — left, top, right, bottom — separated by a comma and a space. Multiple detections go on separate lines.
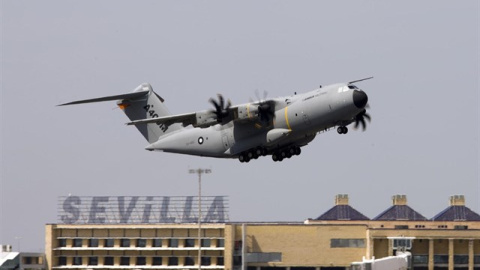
392, 195, 407, 206
449, 195, 465, 206
335, 194, 349, 205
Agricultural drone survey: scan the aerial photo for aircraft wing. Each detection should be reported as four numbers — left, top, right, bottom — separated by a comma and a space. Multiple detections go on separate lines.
126, 110, 218, 128
127, 99, 279, 128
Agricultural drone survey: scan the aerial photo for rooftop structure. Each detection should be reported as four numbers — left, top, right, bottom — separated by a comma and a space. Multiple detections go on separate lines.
432, 195, 480, 221
315, 194, 370, 221
373, 195, 428, 221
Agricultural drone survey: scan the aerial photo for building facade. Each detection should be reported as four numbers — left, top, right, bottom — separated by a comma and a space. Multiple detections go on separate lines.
45, 195, 480, 270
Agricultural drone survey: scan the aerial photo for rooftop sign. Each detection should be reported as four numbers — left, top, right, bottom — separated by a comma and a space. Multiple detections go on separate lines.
58, 196, 229, 224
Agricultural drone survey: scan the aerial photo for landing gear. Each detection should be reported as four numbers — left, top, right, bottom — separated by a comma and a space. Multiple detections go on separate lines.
239, 147, 267, 163
337, 126, 348, 134
271, 146, 302, 162
239, 146, 301, 163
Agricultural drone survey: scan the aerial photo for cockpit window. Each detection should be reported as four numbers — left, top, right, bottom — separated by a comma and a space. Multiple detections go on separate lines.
348, 85, 358, 90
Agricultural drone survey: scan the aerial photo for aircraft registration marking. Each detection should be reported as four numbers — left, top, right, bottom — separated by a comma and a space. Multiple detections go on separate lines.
143, 105, 168, 132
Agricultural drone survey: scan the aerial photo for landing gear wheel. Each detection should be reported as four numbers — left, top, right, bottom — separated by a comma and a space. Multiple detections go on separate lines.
272, 153, 279, 162
295, 147, 301, 155
337, 126, 348, 134
238, 155, 245, 163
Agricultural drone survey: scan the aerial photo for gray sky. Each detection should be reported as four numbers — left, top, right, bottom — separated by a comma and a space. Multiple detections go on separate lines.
1, 0, 478, 252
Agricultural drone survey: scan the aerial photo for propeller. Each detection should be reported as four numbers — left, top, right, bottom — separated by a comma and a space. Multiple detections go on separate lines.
251, 90, 275, 125
353, 109, 371, 131
209, 94, 232, 123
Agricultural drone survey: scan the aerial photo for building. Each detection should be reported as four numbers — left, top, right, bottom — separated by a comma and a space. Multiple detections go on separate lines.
0, 245, 46, 270
45, 194, 480, 270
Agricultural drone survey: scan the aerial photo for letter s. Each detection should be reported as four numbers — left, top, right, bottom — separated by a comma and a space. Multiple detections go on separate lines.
61, 196, 81, 223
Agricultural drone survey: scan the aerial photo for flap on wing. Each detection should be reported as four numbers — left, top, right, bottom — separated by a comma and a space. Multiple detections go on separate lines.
126, 112, 198, 127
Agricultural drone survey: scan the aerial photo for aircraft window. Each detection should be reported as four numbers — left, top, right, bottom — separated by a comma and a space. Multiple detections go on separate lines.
348, 85, 358, 89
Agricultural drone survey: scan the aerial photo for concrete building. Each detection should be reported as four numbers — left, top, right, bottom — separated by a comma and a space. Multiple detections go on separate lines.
0, 245, 46, 270
45, 194, 480, 270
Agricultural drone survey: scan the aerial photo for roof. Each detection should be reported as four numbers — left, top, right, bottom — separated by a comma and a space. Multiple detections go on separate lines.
315, 205, 370, 221
432, 206, 480, 221
374, 205, 427, 221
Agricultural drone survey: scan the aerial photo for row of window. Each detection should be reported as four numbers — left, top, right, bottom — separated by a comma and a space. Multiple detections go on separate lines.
412, 255, 480, 265
330, 239, 365, 248
58, 256, 224, 266
378, 224, 470, 229
58, 238, 224, 248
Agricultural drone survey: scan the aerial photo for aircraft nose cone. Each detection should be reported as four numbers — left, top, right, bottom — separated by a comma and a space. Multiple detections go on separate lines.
353, 90, 368, 108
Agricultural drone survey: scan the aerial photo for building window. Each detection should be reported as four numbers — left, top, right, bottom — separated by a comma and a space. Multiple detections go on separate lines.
201, 239, 211, 247
58, 256, 67, 266
152, 257, 162, 265
413, 255, 428, 265
434, 255, 449, 264
23, 257, 33, 264
217, 257, 224, 265
438, 225, 448, 229
58, 239, 67, 247
454, 255, 469, 264
121, 238, 130, 247
233, 256, 242, 266
455, 225, 468, 230
137, 238, 146, 247
168, 239, 179, 248
184, 257, 195, 265
394, 225, 409, 229
73, 238, 83, 247
330, 239, 365, 248
168, 257, 178, 266
393, 239, 412, 250
217, 239, 225, 247
201, 257, 211, 266
120, 257, 130, 266
73, 257, 82, 265
104, 256, 114, 265
152, 239, 162, 247
185, 239, 195, 247
104, 239, 114, 247
136, 257, 146, 265
88, 257, 98, 265
89, 239, 99, 247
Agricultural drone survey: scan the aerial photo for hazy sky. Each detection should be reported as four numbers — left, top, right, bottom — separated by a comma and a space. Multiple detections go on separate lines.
1, 1, 478, 252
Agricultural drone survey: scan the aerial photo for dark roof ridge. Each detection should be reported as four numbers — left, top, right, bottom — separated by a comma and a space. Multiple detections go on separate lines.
315, 205, 370, 221
373, 205, 427, 221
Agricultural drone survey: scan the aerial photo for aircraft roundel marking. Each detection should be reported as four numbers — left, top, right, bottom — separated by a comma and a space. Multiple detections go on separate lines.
198, 137, 204, 144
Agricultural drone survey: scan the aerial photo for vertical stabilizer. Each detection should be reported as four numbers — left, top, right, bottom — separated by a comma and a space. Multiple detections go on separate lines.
59, 83, 183, 144
118, 83, 183, 143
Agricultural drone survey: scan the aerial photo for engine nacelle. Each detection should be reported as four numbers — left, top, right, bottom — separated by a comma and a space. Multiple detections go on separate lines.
236, 103, 259, 120
194, 111, 218, 128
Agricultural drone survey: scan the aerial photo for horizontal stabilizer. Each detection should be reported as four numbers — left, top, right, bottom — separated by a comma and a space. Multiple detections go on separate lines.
58, 90, 150, 106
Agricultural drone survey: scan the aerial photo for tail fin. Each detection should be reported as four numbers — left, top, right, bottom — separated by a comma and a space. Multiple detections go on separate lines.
59, 83, 183, 143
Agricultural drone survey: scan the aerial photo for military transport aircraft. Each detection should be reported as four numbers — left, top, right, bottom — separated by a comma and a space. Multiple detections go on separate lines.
59, 78, 372, 162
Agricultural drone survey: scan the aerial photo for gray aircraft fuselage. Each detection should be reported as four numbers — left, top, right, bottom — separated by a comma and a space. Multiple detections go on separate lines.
145, 83, 367, 159
60, 80, 370, 163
